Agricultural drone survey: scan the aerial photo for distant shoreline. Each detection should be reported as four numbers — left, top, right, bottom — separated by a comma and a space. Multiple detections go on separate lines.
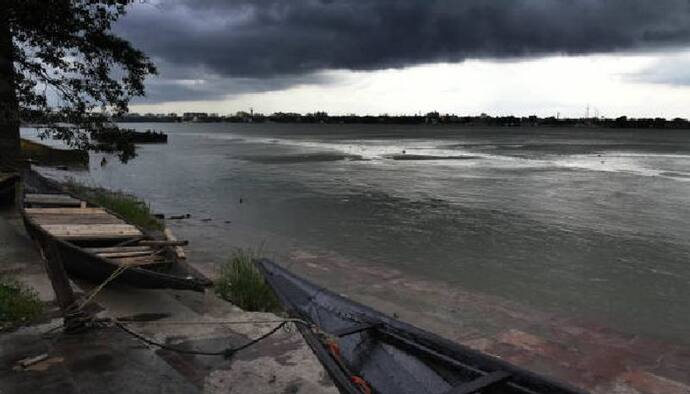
113, 112, 690, 130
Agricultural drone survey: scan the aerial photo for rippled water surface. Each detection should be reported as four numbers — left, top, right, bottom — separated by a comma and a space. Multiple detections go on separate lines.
25, 123, 690, 344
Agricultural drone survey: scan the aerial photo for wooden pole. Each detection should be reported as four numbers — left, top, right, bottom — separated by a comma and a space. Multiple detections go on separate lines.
43, 240, 76, 311
43, 240, 88, 333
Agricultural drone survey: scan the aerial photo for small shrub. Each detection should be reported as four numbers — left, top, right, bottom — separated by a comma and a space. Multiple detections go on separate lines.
0, 276, 43, 328
64, 180, 163, 231
215, 249, 281, 313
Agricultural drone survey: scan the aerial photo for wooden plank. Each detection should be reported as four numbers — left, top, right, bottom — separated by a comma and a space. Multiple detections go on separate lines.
139, 240, 188, 247
30, 214, 125, 225
26, 193, 75, 199
42, 224, 142, 239
25, 194, 82, 206
85, 246, 153, 254
97, 250, 155, 258
27, 199, 82, 207
111, 255, 165, 266
164, 228, 186, 260
41, 223, 141, 233
26, 207, 106, 215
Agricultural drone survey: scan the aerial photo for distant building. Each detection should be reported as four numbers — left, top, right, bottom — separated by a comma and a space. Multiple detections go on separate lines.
425, 111, 440, 124
182, 112, 209, 122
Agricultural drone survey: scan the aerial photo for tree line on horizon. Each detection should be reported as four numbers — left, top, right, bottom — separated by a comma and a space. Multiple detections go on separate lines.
114, 111, 690, 129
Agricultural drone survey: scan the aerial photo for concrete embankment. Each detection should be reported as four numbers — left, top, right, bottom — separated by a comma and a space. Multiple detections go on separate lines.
0, 207, 336, 394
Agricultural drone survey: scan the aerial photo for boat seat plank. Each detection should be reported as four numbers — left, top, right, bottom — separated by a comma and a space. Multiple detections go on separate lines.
25, 193, 83, 206
41, 224, 143, 240
26, 207, 107, 215
445, 371, 511, 394
110, 255, 166, 266
30, 214, 125, 225
96, 250, 156, 258
85, 246, 154, 254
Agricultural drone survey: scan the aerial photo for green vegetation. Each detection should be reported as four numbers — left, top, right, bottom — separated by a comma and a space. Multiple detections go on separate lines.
64, 180, 163, 231
0, 276, 43, 329
215, 249, 281, 313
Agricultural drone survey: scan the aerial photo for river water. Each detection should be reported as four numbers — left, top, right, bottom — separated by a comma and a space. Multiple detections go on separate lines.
25, 123, 690, 347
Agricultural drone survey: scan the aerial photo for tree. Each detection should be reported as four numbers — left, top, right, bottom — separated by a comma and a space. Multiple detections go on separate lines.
0, 0, 156, 166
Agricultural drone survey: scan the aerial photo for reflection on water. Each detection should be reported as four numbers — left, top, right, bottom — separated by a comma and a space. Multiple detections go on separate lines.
25, 123, 690, 345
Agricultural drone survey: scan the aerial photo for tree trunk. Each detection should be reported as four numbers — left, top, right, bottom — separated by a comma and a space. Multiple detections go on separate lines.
0, 12, 20, 168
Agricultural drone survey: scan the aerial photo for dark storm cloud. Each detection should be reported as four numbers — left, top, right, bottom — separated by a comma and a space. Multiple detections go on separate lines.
118, 0, 690, 102
129, 61, 332, 103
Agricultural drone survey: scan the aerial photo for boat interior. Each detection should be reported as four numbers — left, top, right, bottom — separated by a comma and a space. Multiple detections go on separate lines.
23, 192, 176, 269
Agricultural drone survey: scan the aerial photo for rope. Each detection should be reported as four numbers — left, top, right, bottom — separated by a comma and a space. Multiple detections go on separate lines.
115, 318, 311, 326
47, 307, 376, 392
113, 319, 300, 358
115, 316, 373, 392
68, 265, 130, 314
52, 265, 131, 334
316, 329, 373, 394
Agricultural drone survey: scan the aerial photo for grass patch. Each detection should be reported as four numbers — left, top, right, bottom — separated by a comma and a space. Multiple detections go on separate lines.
0, 276, 43, 329
215, 249, 281, 313
64, 180, 163, 231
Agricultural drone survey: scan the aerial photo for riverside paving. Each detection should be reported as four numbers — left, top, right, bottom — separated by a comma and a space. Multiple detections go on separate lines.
0, 207, 336, 394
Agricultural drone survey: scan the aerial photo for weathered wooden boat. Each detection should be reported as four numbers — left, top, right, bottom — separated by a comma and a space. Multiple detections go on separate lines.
21, 170, 211, 292
257, 259, 587, 394
0, 172, 19, 206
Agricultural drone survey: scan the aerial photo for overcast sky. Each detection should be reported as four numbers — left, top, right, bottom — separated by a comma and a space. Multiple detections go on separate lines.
119, 0, 690, 118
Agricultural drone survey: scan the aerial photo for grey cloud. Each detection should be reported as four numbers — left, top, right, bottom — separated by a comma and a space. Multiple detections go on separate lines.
117, 0, 690, 102
130, 61, 332, 103
631, 55, 690, 86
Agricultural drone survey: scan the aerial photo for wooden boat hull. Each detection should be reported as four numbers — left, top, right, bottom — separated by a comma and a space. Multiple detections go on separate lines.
256, 259, 587, 394
21, 170, 211, 292
0, 173, 19, 206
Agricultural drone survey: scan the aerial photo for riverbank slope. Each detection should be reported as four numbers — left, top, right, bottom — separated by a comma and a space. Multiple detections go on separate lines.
0, 207, 336, 393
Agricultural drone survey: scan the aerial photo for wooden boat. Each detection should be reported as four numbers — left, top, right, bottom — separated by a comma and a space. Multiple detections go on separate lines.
0, 172, 19, 206
256, 259, 587, 394
20, 170, 211, 292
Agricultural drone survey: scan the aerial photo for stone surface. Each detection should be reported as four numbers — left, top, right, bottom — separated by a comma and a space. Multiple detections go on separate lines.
0, 209, 336, 394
